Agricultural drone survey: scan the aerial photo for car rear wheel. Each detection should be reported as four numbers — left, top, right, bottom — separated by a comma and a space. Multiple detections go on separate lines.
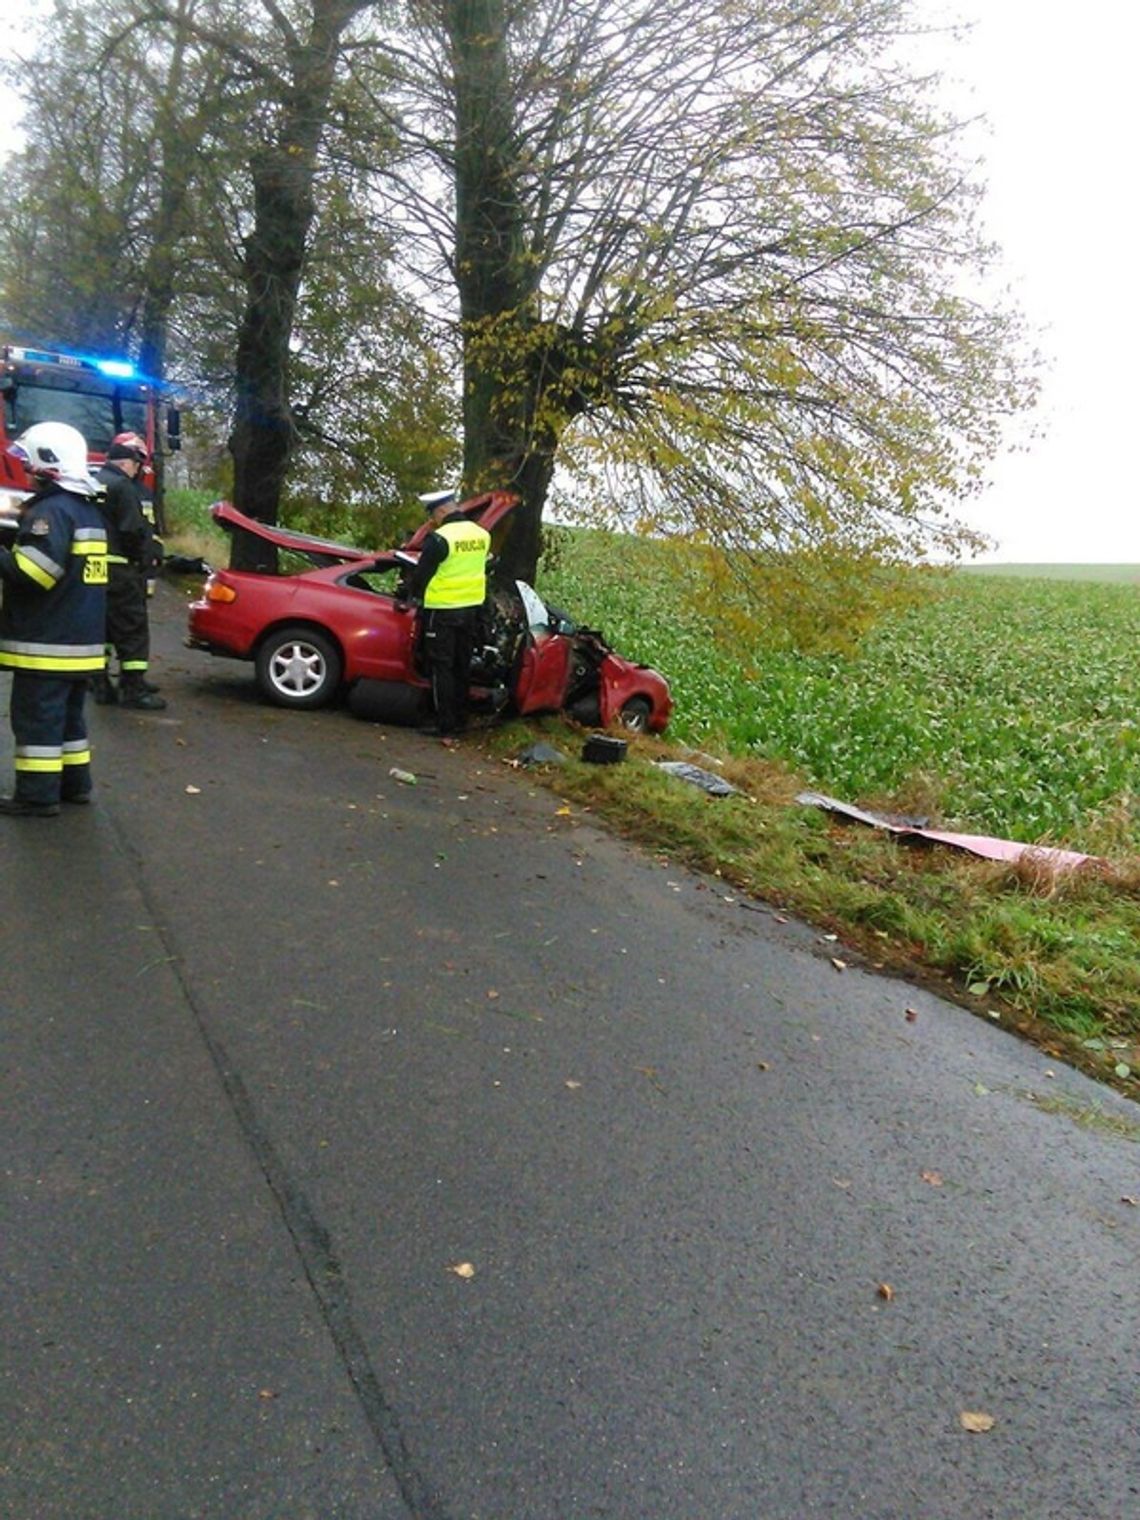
255, 626, 343, 709
619, 697, 653, 733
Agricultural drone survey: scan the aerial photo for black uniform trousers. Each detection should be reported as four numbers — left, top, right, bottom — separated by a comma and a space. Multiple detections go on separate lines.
421, 605, 480, 734
10, 673, 93, 805
105, 561, 150, 674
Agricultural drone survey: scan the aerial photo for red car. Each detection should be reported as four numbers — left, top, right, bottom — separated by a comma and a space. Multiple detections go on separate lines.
186, 494, 673, 732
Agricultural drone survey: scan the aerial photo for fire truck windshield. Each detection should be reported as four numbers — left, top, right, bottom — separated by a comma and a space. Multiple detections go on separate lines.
4, 379, 149, 456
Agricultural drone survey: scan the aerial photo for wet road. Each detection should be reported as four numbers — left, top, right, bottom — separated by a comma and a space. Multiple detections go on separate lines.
3, 585, 1138, 1519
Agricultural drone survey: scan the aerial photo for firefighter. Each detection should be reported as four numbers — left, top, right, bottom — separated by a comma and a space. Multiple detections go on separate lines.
404, 489, 492, 741
0, 422, 108, 816
93, 430, 165, 709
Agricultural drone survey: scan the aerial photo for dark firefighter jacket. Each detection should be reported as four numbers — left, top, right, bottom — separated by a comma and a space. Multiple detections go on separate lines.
96, 462, 153, 568
0, 483, 108, 677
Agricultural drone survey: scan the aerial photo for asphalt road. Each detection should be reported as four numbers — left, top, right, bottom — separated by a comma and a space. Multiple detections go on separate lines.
3, 584, 1138, 1520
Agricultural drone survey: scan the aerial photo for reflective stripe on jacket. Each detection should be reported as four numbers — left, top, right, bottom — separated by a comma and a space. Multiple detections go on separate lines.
423, 519, 491, 609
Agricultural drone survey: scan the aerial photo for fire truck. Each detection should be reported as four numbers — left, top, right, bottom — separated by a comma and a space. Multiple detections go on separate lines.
0, 338, 181, 526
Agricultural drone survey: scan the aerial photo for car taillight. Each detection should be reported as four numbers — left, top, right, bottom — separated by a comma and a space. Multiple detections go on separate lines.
205, 577, 237, 604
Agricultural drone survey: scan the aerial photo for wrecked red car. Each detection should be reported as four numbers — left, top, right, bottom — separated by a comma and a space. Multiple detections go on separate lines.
186, 494, 672, 732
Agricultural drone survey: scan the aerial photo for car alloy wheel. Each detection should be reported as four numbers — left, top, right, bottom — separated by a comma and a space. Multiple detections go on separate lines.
255, 625, 343, 709
619, 696, 652, 733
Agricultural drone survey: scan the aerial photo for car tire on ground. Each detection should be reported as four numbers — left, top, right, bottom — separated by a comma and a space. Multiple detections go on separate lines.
255, 625, 343, 709
619, 696, 653, 733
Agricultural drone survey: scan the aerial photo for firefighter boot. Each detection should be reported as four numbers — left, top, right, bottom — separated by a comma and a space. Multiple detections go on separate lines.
119, 674, 167, 711
91, 672, 118, 705
0, 795, 61, 817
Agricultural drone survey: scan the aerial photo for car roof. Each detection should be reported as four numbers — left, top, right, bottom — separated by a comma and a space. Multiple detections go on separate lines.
209, 491, 520, 565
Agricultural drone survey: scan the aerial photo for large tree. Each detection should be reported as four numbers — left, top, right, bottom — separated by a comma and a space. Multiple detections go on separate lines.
374, 0, 1034, 584
2, 0, 455, 557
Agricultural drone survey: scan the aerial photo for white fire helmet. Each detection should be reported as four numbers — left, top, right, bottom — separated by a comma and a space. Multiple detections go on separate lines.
7, 421, 100, 497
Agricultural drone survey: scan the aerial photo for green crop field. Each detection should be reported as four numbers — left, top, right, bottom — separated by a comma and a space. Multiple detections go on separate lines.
540, 537, 1140, 854
962, 564, 1139, 584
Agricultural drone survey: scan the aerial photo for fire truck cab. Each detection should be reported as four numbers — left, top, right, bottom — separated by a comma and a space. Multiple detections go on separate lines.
0, 339, 180, 523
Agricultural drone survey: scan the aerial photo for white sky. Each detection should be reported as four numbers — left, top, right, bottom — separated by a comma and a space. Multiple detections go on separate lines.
2, 1, 1137, 562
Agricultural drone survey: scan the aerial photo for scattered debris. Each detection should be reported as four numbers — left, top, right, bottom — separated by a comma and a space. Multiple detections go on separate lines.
905, 1007, 919, 1023
959, 1411, 996, 1433
449, 1262, 476, 1280
654, 759, 741, 796
163, 553, 212, 576
877, 1283, 895, 1301
582, 734, 627, 764
516, 741, 568, 767
184, 784, 201, 795
389, 767, 417, 785
796, 790, 1102, 872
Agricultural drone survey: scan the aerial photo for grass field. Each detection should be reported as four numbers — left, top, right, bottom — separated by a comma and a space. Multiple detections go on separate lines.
962, 563, 1139, 584
540, 536, 1140, 855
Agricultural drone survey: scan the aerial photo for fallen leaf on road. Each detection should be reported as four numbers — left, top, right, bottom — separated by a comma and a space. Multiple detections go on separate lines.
449, 1262, 476, 1279
258, 1389, 278, 1400
1121, 1196, 1139, 1207
920, 1171, 943, 1187
486, 988, 499, 999
555, 805, 572, 816
905, 1008, 918, 1023
565, 1080, 582, 1090
832, 1177, 852, 1190
184, 784, 201, 794
877, 1283, 894, 1301
831, 958, 847, 972
959, 1411, 995, 1433
756, 1061, 771, 1071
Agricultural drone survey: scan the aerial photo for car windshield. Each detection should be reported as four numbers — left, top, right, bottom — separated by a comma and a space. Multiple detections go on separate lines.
6, 381, 148, 455
516, 581, 551, 631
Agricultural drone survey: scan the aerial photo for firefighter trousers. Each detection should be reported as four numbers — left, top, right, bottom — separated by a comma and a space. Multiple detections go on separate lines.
106, 561, 151, 675
8, 673, 93, 805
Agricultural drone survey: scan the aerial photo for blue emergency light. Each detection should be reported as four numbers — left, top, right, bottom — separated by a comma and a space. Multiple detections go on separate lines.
95, 358, 137, 379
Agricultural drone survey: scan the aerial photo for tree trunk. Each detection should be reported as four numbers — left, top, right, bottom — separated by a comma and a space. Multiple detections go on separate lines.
136, 14, 196, 538
448, 0, 552, 580
227, 1, 359, 571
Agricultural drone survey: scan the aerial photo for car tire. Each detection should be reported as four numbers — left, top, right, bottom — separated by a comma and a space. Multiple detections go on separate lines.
255, 626, 343, 709
619, 696, 653, 733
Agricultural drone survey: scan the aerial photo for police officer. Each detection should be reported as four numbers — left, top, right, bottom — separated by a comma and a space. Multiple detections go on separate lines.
94, 430, 166, 709
405, 489, 491, 740
0, 422, 108, 816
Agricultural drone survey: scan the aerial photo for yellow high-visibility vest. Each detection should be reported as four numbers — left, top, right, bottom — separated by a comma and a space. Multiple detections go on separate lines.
423, 519, 491, 609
